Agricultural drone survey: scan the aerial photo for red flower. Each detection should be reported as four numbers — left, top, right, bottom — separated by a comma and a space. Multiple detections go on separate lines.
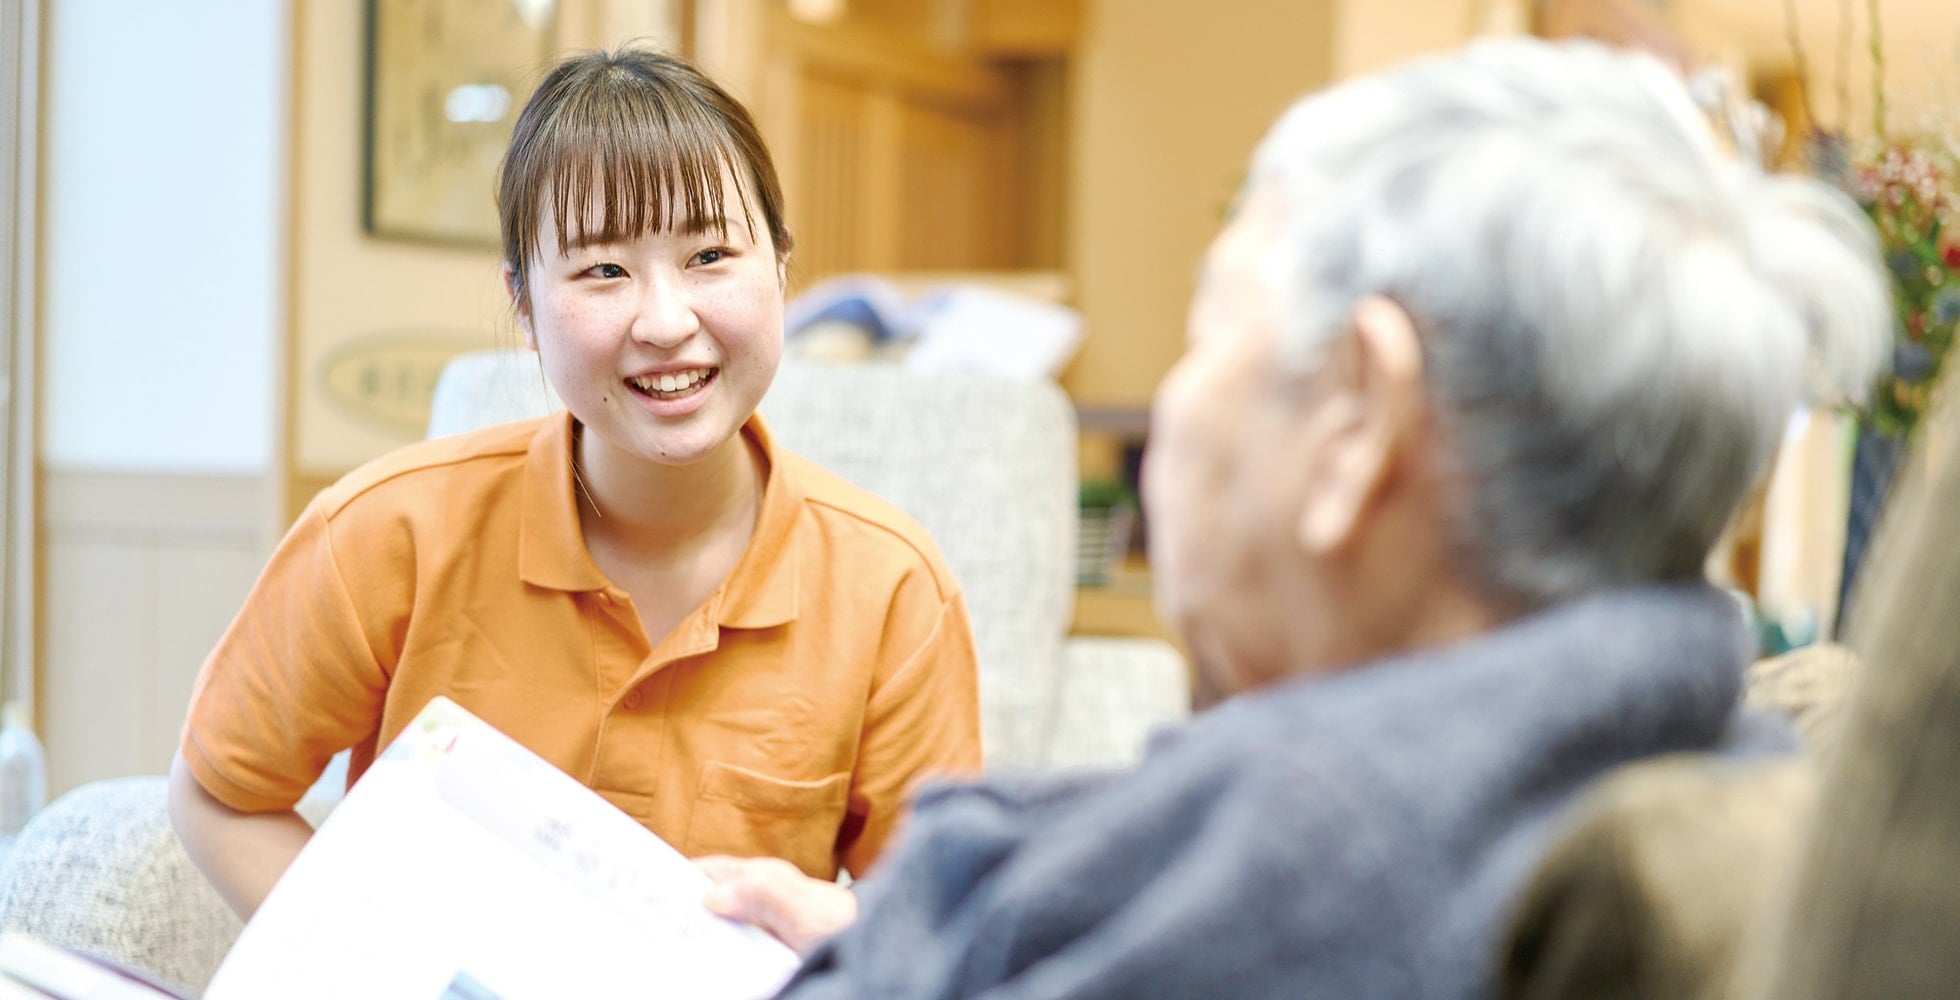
1944, 240, 1960, 270
1908, 311, 1927, 340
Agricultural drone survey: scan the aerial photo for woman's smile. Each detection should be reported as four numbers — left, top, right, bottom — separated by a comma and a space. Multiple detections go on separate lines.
628, 366, 718, 399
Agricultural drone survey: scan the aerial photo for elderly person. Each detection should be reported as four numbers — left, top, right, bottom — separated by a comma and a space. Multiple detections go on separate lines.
701, 37, 1888, 999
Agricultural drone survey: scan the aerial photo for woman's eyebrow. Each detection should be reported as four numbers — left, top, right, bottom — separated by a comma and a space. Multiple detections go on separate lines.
553, 209, 739, 253
673, 210, 735, 236
554, 229, 632, 257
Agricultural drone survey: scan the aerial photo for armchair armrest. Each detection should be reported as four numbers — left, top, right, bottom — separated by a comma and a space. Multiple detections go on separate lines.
0, 776, 240, 996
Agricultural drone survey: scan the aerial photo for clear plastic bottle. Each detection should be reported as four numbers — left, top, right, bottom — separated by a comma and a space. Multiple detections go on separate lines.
0, 702, 47, 841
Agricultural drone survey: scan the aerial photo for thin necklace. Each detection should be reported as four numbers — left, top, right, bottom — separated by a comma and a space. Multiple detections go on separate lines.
569, 422, 603, 519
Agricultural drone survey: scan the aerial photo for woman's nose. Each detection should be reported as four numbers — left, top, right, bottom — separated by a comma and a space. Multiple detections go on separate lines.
630, 272, 701, 348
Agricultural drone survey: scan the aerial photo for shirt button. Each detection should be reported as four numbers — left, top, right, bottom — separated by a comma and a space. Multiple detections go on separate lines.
596, 591, 614, 604
622, 688, 645, 711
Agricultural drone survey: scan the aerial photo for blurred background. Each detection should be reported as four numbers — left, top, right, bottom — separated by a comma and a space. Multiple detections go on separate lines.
2, 0, 1957, 800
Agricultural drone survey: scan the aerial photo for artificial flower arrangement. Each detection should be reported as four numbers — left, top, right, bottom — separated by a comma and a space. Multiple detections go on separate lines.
1830, 135, 1960, 438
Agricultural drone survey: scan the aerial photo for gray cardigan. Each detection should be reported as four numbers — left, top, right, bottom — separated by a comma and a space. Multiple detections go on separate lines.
777, 584, 1787, 1000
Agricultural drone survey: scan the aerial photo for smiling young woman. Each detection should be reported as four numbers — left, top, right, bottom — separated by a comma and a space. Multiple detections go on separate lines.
167, 48, 983, 921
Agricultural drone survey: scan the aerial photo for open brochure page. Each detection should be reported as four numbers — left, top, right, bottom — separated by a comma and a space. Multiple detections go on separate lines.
204, 697, 801, 1000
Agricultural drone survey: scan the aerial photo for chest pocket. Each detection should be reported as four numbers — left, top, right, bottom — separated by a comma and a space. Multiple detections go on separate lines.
684, 761, 852, 878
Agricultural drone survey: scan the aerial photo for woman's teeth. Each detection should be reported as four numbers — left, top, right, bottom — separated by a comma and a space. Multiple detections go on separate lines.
630, 368, 714, 397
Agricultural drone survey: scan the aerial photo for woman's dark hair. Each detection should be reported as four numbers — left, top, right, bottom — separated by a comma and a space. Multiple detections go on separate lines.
498, 48, 791, 304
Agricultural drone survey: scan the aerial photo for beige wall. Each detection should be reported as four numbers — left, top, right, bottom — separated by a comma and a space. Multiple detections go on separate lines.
286, 0, 511, 483
291, 0, 1960, 476
287, 0, 1508, 445
1061, 0, 1339, 408
294, 0, 1335, 458
286, 0, 681, 493
1056, 0, 1960, 412
1333, 0, 1486, 78
1678, 0, 1960, 141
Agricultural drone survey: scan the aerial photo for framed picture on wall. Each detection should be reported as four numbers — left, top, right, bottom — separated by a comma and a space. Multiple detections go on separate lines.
363, 0, 559, 247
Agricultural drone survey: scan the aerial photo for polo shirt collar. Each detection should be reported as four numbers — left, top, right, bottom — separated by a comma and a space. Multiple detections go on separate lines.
517, 411, 803, 630
714, 413, 802, 630
519, 413, 610, 592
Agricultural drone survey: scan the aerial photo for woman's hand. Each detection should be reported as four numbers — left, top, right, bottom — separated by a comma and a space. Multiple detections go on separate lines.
698, 855, 858, 957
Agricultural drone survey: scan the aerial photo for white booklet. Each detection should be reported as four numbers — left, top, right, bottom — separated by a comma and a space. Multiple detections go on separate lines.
0, 931, 191, 999
204, 697, 802, 1000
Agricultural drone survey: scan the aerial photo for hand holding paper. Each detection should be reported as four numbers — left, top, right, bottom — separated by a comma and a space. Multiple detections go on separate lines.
698, 856, 859, 957
203, 697, 802, 1000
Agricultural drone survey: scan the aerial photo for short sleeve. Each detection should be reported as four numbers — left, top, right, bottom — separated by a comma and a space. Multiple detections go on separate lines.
179, 499, 399, 812
838, 586, 984, 875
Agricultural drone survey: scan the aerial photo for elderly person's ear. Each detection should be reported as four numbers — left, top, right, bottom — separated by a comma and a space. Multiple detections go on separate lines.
1298, 295, 1427, 554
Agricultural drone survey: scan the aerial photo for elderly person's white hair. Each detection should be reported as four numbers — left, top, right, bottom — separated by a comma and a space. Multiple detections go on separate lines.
1248, 39, 1889, 608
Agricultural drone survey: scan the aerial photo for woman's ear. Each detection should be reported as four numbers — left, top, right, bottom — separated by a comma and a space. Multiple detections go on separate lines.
504, 264, 538, 350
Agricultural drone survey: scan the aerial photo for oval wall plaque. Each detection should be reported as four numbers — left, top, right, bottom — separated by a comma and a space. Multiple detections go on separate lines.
318, 332, 499, 435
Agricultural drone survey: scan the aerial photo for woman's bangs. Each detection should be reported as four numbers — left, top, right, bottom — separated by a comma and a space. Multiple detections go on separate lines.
539, 90, 758, 255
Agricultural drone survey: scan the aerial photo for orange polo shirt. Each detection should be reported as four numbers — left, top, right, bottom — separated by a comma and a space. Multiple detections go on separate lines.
181, 412, 982, 878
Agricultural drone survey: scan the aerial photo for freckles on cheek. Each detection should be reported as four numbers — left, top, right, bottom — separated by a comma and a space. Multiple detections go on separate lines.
545, 299, 593, 329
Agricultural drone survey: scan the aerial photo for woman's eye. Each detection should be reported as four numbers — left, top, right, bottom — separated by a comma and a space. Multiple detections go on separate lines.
691, 248, 727, 267
585, 263, 626, 279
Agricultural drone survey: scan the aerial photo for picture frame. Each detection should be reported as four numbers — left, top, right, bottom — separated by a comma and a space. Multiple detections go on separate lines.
363, 0, 559, 247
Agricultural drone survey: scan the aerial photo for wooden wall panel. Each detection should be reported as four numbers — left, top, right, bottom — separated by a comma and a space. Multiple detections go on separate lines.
793, 72, 871, 280
784, 74, 1018, 281
707, 2, 1032, 285
43, 536, 149, 797
897, 99, 997, 270
41, 470, 266, 797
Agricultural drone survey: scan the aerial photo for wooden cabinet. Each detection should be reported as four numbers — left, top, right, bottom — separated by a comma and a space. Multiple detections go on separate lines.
694, 0, 1072, 284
